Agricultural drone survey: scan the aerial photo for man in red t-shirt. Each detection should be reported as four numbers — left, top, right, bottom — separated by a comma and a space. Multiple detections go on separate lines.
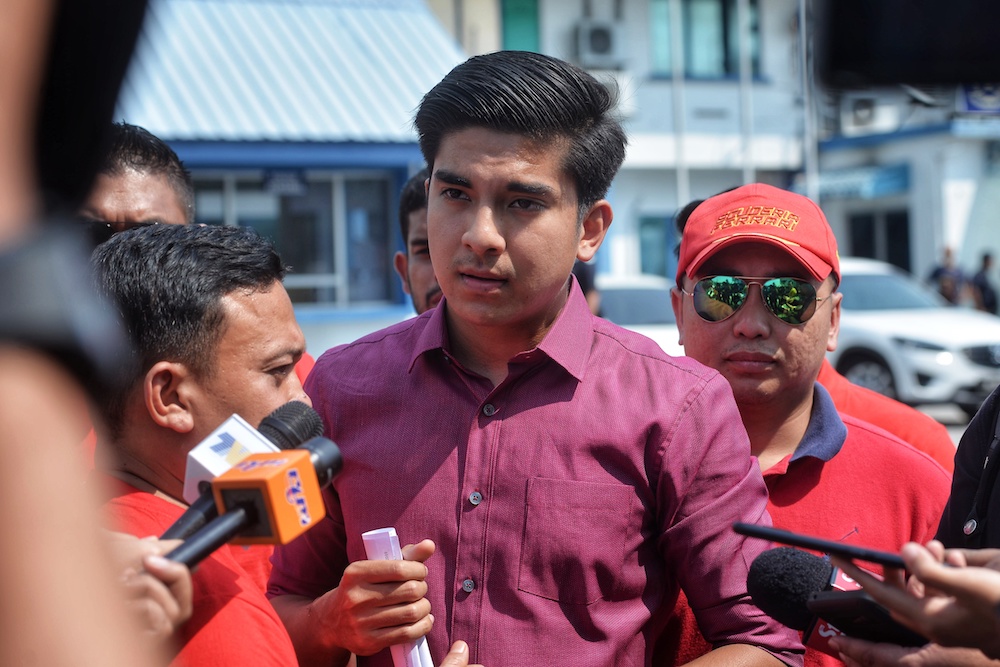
90, 224, 307, 665
664, 184, 952, 667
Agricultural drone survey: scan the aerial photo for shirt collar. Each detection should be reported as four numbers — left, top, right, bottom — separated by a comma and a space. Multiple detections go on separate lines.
408, 305, 449, 372
790, 382, 848, 462
406, 277, 594, 382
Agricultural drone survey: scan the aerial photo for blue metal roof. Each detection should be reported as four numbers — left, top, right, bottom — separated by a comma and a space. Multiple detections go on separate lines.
116, 0, 466, 143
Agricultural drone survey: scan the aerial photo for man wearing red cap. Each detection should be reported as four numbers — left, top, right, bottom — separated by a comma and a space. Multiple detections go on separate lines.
661, 184, 952, 667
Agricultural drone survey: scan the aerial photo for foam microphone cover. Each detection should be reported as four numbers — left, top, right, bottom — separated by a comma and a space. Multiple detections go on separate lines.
258, 400, 323, 450
747, 547, 833, 630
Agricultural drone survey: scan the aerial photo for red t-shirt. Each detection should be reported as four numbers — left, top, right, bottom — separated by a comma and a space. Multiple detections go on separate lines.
818, 359, 955, 473
99, 476, 297, 666
658, 389, 952, 667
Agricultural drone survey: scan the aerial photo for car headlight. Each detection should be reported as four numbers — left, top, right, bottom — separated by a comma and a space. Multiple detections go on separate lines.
892, 337, 953, 365
891, 337, 946, 352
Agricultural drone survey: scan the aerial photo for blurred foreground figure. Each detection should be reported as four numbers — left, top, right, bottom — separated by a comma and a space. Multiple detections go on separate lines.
0, 0, 183, 664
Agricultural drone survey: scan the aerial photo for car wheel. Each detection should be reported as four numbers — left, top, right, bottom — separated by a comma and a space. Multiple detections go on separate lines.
838, 355, 897, 399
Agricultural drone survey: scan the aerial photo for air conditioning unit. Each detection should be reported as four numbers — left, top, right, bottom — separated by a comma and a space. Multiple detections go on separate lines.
839, 95, 901, 137
575, 19, 624, 70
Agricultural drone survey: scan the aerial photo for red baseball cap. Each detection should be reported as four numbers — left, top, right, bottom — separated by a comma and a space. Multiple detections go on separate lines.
676, 183, 840, 284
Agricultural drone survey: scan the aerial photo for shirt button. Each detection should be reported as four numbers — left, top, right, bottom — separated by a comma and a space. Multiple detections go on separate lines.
482, 403, 496, 417
469, 491, 483, 506
462, 578, 475, 593
964, 518, 979, 535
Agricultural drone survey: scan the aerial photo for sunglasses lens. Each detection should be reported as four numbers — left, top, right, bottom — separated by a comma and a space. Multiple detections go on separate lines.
691, 276, 820, 324
693, 276, 748, 322
761, 278, 817, 324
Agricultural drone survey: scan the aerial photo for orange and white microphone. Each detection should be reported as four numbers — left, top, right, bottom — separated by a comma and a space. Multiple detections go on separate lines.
165, 436, 341, 567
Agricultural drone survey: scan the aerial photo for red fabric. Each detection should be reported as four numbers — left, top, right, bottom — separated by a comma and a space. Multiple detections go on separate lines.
660, 413, 952, 667
228, 543, 273, 593
818, 359, 955, 473
295, 351, 315, 385
99, 476, 297, 666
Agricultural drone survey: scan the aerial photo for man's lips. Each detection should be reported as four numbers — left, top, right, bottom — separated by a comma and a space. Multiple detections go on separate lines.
458, 271, 506, 292
724, 350, 777, 371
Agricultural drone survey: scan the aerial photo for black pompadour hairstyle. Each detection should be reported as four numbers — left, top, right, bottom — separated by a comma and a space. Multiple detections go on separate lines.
398, 167, 429, 244
414, 51, 627, 213
100, 121, 195, 223
91, 224, 286, 434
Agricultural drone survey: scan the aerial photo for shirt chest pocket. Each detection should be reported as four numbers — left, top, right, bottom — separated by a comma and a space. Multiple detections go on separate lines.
517, 477, 639, 605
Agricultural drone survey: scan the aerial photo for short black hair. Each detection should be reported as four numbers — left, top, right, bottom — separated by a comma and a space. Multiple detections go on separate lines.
673, 198, 706, 259
91, 224, 286, 434
100, 121, 195, 223
415, 51, 627, 213
399, 167, 429, 244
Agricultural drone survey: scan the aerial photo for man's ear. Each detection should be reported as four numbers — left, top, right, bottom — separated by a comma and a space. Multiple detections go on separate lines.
577, 200, 613, 262
393, 251, 412, 295
144, 361, 195, 434
671, 286, 687, 346
827, 291, 843, 353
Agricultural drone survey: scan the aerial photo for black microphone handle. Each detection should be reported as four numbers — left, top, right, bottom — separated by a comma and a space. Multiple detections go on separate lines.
160, 492, 218, 540
164, 507, 250, 569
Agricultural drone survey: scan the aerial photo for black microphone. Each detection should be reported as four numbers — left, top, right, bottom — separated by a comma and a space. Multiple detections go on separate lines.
165, 436, 342, 568
161, 401, 323, 540
748, 547, 928, 655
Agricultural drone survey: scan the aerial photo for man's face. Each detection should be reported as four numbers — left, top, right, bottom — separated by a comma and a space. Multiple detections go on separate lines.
186, 280, 310, 442
80, 168, 188, 229
427, 127, 596, 336
672, 243, 841, 411
393, 207, 442, 315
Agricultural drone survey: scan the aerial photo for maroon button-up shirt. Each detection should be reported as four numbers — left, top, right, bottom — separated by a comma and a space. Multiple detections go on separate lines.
269, 282, 803, 666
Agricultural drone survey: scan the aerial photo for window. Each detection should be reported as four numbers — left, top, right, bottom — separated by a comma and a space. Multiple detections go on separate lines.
848, 209, 912, 273
192, 171, 397, 306
638, 215, 678, 279
650, 0, 760, 78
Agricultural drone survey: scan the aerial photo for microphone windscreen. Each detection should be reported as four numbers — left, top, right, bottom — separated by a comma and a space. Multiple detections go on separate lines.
748, 547, 832, 630
258, 401, 323, 449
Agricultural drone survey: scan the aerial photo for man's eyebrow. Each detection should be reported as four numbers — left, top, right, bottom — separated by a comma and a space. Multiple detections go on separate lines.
434, 169, 555, 198
507, 181, 555, 198
263, 345, 304, 365
433, 170, 471, 188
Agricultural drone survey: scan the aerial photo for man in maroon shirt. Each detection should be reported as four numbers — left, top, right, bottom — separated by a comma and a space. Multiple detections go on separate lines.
268, 51, 803, 667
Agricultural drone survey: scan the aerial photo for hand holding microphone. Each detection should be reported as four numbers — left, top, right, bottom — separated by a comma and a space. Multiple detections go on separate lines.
103, 531, 193, 641
746, 546, 928, 657
832, 541, 1000, 661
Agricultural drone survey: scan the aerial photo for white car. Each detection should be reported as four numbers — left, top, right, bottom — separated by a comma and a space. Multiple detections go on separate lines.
595, 273, 685, 357
830, 256, 1000, 416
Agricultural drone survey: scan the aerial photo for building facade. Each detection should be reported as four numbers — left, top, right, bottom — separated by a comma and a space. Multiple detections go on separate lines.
430, 0, 1000, 288
116, 0, 466, 353
118, 0, 1000, 353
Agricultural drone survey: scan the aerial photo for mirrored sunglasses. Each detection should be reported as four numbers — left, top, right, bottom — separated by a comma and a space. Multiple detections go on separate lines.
682, 275, 826, 325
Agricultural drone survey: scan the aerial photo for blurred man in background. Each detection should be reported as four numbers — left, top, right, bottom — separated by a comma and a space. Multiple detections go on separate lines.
79, 121, 194, 239
393, 167, 441, 315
